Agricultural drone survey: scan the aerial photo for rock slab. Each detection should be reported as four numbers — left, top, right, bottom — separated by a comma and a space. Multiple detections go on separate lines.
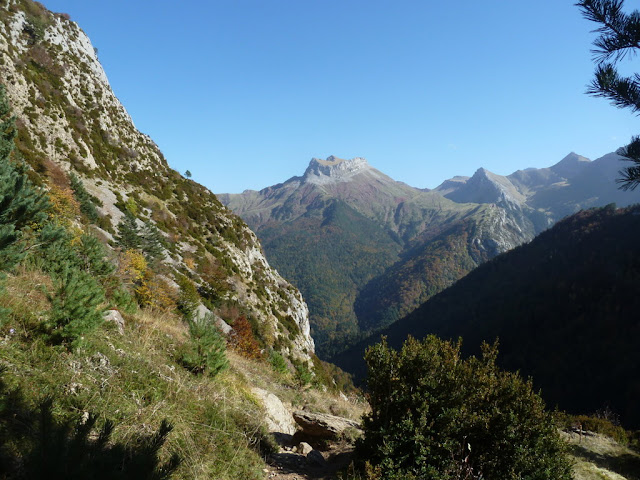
293, 410, 361, 439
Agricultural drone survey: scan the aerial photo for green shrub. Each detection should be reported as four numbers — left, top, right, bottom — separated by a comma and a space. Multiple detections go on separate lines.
43, 266, 105, 348
177, 316, 228, 377
268, 350, 288, 375
293, 361, 313, 387
356, 336, 572, 480
176, 275, 200, 321
556, 411, 629, 445
110, 285, 137, 314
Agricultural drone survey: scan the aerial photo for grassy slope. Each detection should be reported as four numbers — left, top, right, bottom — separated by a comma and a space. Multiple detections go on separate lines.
0, 267, 363, 480
566, 432, 640, 480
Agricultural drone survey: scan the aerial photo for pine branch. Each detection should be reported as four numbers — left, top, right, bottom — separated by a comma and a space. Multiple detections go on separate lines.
586, 63, 640, 113
577, 0, 640, 63
617, 165, 640, 190
616, 136, 640, 190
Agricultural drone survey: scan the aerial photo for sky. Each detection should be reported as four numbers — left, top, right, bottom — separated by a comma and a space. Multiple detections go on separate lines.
41, 0, 638, 194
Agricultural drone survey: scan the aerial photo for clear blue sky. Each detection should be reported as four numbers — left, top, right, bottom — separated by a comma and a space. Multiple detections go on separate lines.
42, 0, 637, 193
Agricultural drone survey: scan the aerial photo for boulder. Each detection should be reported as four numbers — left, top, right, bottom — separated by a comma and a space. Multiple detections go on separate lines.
306, 449, 325, 467
103, 309, 124, 335
251, 388, 297, 436
293, 410, 361, 439
296, 442, 313, 455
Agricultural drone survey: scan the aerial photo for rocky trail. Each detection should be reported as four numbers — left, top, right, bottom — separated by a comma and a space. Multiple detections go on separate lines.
264, 439, 355, 480
253, 388, 363, 480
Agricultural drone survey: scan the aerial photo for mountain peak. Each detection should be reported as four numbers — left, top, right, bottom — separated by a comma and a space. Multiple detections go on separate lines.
303, 156, 370, 185
549, 152, 591, 179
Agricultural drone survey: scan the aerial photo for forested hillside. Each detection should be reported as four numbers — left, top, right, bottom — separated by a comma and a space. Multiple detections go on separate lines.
335, 204, 640, 428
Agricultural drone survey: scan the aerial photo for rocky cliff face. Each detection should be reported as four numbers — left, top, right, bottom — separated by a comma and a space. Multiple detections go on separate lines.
303, 156, 371, 185
0, 1, 314, 363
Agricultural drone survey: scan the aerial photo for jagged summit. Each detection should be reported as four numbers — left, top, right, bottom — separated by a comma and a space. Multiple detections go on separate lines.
444, 166, 525, 207
303, 155, 370, 185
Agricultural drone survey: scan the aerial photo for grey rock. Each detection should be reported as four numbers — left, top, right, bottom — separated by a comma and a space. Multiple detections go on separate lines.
296, 442, 313, 455
252, 388, 297, 436
293, 410, 361, 439
103, 309, 124, 335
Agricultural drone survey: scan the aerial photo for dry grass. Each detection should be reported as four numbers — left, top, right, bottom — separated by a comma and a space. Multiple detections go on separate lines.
1, 267, 53, 329
227, 350, 366, 424
131, 307, 188, 342
563, 431, 640, 480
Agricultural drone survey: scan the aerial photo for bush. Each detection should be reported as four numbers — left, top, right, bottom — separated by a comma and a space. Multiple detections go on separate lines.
356, 336, 572, 480
268, 350, 288, 375
230, 316, 262, 359
556, 411, 629, 445
43, 266, 105, 347
178, 316, 228, 377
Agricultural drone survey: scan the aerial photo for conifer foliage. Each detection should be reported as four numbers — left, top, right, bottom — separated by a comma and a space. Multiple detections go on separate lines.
0, 84, 47, 270
577, 0, 640, 190
69, 172, 99, 222
177, 315, 229, 377
357, 336, 572, 480
43, 266, 105, 347
116, 214, 166, 261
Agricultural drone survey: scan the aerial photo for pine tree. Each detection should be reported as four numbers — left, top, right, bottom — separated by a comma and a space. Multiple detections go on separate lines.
178, 315, 228, 377
76, 233, 115, 278
0, 84, 48, 270
577, 0, 640, 190
44, 266, 105, 347
69, 172, 99, 222
116, 212, 142, 251
140, 219, 166, 261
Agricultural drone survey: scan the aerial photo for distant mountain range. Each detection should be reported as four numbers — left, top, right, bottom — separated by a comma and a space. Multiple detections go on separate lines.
333, 204, 640, 428
220, 152, 637, 357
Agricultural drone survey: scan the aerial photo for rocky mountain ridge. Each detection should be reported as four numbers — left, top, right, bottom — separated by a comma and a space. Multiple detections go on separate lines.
0, 1, 314, 364
437, 151, 636, 221
303, 155, 371, 185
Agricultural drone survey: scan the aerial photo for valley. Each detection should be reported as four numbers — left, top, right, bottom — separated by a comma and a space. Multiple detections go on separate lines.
0, 1, 638, 479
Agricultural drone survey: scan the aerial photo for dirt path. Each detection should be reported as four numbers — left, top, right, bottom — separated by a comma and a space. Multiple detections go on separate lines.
264, 440, 355, 480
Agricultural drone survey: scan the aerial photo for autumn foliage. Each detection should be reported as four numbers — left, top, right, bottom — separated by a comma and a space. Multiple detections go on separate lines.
230, 316, 262, 359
